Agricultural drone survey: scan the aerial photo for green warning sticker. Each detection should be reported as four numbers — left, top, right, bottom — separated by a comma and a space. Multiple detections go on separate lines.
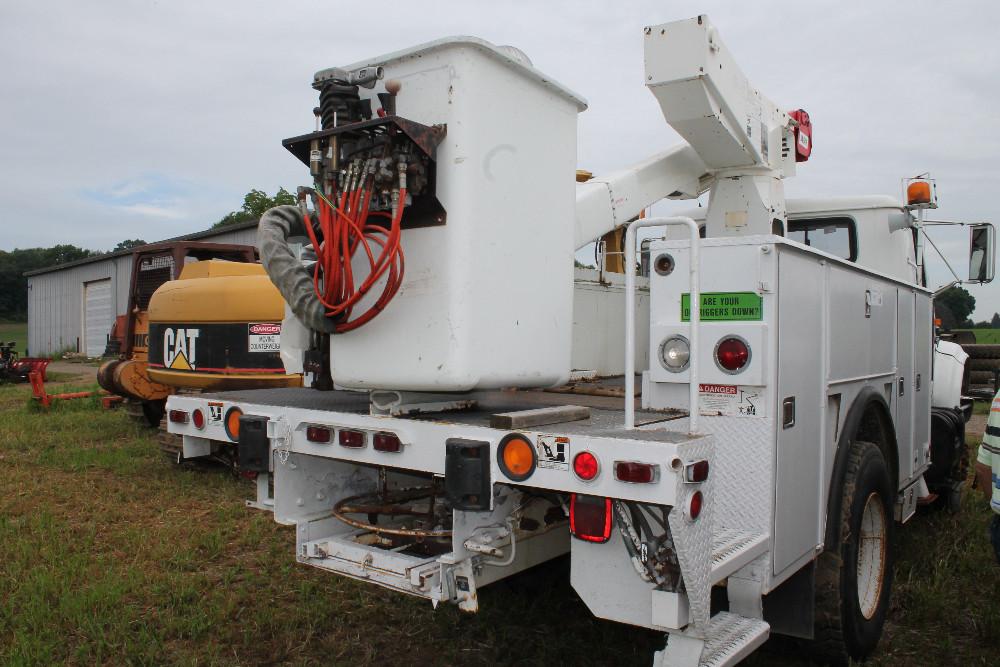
681, 292, 762, 322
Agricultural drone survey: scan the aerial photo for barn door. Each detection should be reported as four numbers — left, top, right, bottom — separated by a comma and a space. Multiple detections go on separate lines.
84, 279, 112, 357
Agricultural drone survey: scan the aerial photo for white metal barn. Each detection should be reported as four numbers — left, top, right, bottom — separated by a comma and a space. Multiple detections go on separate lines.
24, 221, 259, 357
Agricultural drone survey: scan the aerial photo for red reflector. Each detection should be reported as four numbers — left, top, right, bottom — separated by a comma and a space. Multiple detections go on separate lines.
685, 459, 710, 483
573, 451, 600, 481
614, 461, 658, 484
373, 432, 402, 452
339, 429, 366, 448
192, 409, 205, 429
716, 337, 750, 372
168, 409, 188, 424
689, 491, 704, 521
569, 494, 612, 543
306, 426, 331, 443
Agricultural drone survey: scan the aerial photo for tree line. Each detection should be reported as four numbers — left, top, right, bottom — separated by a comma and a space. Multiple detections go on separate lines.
0, 189, 292, 321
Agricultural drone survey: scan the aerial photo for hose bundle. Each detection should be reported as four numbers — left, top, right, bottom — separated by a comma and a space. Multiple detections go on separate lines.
300, 158, 407, 333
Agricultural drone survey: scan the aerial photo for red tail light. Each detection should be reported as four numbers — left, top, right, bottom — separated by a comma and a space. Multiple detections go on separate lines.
573, 451, 600, 481
168, 409, 188, 424
339, 429, 366, 448
191, 409, 205, 429
614, 461, 658, 484
715, 337, 750, 373
306, 426, 331, 443
688, 491, 704, 521
685, 459, 710, 483
373, 432, 402, 453
569, 494, 612, 543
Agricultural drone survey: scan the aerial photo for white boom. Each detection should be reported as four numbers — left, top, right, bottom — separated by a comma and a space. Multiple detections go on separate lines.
576, 15, 802, 248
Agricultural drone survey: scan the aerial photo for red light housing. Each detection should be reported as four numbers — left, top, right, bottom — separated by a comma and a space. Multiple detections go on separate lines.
685, 459, 710, 483
688, 491, 704, 521
569, 494, 612, 543
715, 337, 750, 373
168, 409, 188, 424
614, 461, 658, 484
573, 451, 600, 481
191, 409, 205, 429
306, 426, 332, 443
339, 429, 366, 448
373, 432, 402, 453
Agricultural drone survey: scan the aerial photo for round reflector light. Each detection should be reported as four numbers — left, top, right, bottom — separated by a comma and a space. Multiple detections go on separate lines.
658, 335, 690, 372
192, 409, 205, 430
224, 406, 243, 441
573, 451, 600, 481
497, 434, 536, 482
715, 336, 750, 373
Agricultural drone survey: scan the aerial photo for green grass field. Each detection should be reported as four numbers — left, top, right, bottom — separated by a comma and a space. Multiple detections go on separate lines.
957, 328, 1000, 344
0, 380, 998, 666
0, 321, 27, 356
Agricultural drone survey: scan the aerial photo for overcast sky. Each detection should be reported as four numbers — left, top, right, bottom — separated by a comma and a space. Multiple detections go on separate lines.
2, 0, 998, 318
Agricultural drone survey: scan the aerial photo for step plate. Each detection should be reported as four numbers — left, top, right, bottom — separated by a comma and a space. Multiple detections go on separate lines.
710, 529, 768, 583
700, 612, 770, 667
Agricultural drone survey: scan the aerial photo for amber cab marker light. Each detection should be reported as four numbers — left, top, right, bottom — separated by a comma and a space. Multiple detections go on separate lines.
907, 180, 932, 206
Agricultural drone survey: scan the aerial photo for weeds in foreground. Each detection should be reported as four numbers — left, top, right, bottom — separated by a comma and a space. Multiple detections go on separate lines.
0, 383, 997, 666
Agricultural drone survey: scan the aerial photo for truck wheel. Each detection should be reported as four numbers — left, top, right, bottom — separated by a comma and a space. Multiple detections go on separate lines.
814, 440, 894, 665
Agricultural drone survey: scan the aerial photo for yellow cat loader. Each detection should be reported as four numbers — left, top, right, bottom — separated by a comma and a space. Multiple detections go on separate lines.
98, 241, 300, 461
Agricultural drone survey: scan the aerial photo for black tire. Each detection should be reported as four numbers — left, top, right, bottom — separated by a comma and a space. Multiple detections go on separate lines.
965, 344, 1000, 359
141, 399, 165, 427
968, 358, 1000, 372
970, 370, 999, 385
813, 440, 894, 665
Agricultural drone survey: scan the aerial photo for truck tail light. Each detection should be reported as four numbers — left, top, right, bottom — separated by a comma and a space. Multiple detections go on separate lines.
497, 433, 536, 481
573, 451, 600, 481
685, 459, 709, 483
688, 491, 704, 521
373, 432, 402, 453
191, 409, 205, 429
224, 406, 243, 441
168, 409, 188, 424
614, 461, 659, 484
569, 494, 612, 543
339, 429, 366, 448
715, 336, 750, 373
306, 426, 331, 443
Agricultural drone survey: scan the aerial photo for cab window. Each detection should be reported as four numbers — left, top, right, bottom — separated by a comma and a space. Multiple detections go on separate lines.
787, 217, 857, 261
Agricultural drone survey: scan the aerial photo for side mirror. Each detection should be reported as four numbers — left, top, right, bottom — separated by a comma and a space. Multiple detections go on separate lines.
969, 223, 995, 284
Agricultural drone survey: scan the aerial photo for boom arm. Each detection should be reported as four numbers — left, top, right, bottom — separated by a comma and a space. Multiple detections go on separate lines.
575, 144, 710, 248
576, 15, 804, 248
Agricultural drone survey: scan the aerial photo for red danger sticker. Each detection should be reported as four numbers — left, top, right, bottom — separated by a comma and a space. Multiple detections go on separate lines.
699, 384, 737, 394
249, 323, 281, 335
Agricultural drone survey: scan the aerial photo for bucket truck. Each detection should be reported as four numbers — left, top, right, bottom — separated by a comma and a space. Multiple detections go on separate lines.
166, 15, 994, 666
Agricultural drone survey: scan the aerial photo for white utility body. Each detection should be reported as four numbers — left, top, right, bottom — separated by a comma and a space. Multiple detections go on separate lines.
168, 15, 994, 667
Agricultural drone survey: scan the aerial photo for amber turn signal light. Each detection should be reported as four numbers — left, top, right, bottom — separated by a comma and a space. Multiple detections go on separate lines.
497, 433, 536, 481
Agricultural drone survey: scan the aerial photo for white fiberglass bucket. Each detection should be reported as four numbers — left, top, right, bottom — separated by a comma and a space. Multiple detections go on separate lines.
328, 38, 587, 392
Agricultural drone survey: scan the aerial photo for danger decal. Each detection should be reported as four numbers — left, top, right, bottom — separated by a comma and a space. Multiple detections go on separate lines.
163, 327, 200, 370
698, 384, 765, 418
249, 323, 281, 353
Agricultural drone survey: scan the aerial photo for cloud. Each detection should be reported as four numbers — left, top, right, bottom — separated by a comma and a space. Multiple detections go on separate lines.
1, 0, 998, 316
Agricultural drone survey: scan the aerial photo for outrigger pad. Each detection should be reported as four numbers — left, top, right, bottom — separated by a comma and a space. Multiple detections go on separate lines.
444, 439, 491, 511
